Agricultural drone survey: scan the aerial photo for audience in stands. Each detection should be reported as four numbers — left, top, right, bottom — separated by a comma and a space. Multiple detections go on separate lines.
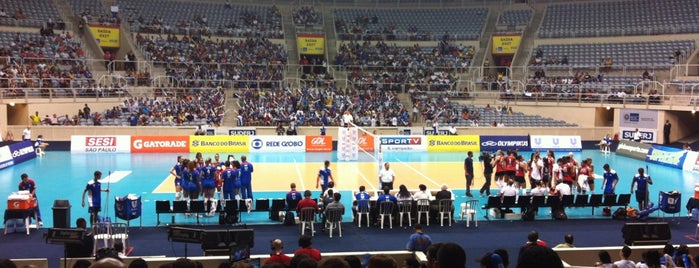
292, 7, 321, 26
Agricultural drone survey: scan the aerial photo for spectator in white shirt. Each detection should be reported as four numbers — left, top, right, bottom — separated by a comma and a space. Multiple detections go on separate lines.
412, 184, 431, 200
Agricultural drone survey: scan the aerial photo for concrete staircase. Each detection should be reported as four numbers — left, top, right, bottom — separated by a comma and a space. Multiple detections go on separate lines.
510, 4, 546, 82
220, 94, 242, 127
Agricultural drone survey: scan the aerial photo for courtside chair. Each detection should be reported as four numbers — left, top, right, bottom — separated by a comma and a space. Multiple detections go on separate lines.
397, 200, 413, 227
378, 202, 395, 229
461, 200, 478, 228
416, 199, 430, 226
299, 207, 316, 236
356, 199, 371, 228
111, 222, 129, 250
92, 221, 112, 256
438, 199, 453, 227
325, 208, 343, 238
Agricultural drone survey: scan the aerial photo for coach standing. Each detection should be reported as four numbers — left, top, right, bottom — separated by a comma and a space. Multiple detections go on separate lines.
464, 152, 474, 198
664, 120, 672, 144
239, 155, 254, 199
379, 162, 395, 190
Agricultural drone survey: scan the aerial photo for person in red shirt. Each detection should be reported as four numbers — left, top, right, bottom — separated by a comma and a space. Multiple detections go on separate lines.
294, 235, 321, 261
296, 190, 319, 214
264, 239, 291, 266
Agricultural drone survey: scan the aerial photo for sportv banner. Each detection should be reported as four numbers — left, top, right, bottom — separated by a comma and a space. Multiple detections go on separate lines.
189, 135, 248, 153
530, 135, 581, 152
619, 109, 658, 129
71, 135, 131, 153
615, 140, 651, 161
426, 135, 480, 152
620, 127, 656, 143
646, 144, 687, 169
379, 136, 427, 152
131, 136, 189, 153
480, 135, 530, 152
250, 136, 306, 153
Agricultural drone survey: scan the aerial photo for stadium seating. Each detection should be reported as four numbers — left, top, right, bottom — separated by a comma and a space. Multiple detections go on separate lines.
498, 9, 533, 27
539, 0, 699, 38
333, 8, 488, 40
119, 0, 283, 38
0, 0, 61, 28
69, 0, 116, 25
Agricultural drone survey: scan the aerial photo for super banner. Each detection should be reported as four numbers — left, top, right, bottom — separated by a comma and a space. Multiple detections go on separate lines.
646, 145, 687, 169
89, 24, 120, 48
530, 135, 581, 152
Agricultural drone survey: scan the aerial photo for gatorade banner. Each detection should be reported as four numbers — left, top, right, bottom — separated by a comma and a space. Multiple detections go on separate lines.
89, 24, 120, 48
297, 33, 325, 55
131, 136, 189, 153
492, 34, 521, 55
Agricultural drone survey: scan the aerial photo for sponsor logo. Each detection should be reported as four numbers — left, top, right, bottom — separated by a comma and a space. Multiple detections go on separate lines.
86, 137, 117, 147
481, 140, 529, 147
381, 137, 422, 145
428, 140, 478, 146
617, 143, 650, 154
191, 140, 246, 147
310, 137, 327, 145
423, 130, 451, 135
12, 146, 34, 158
625, 113, 640, 122
251, 139, 263, 149
305, 136, 332, 152
229, 129, 257, 136
0, 161, 13, 169
622, 131, 654, 141
132, 139, 187, 149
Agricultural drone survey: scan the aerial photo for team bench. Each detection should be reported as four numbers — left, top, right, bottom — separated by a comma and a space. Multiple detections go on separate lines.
482, 193, 632, 219
155, 199, 290, 225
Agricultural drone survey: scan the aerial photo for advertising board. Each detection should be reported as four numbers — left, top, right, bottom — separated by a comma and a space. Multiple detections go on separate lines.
530, 135, 582, 152
426, 135, 480, 152
615, 140, 651, 161
71, 135, 131, 153
249, 136, 306, 153
480, 135, 531, 152
189, 136, 249, 153
379, 136, 427, 152
131, 136, 189, 153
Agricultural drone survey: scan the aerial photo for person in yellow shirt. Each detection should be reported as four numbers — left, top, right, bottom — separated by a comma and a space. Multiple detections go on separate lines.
29, 111, 41, 125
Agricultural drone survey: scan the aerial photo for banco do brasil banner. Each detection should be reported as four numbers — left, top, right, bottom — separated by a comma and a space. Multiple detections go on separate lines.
426, 135, 480, 152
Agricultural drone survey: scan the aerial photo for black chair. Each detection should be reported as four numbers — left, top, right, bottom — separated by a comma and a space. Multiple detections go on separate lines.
270, 199, 286, 221
502, 196, 516, 208
561, 195, 574, 207
287, 198, 300, 212
517, 195, 532, 213
546, 195, 561, 208
532, 196, 546, 207
255, 198, 270, 211
224, 200, 239, 213
603, 194, 617, 207
485, 196, 501, 209
172, 200, 187, 213
155, 200, 171, 225
617, 194, 632, 207
589, 194, 604, 215
189, 200, 206, 213
574, 195, 589, 207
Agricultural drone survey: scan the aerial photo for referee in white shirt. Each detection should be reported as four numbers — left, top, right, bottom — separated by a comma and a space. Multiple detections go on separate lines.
379, 162, 395, 190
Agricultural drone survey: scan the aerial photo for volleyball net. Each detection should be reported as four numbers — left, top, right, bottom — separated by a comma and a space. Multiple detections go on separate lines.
339, 122, 383, 174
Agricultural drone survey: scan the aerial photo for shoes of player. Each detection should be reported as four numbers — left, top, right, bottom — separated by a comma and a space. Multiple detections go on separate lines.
38, 221, 43, 227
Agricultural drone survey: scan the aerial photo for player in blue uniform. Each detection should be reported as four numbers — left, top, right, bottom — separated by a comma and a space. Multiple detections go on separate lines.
601, 164, 618, 194
82, 171, 108, 225
170, 156, 184, 201
221, 160, 241, 200
316, 160, 335, 193
239, 155, 254, 199
286, 183, 303, 211
18, 173, 42, 226
182, 161, 202, 216
630, 167, 653, 210
201, 158, 217, 216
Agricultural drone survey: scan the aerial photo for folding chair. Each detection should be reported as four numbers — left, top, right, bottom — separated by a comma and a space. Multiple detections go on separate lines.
111, 222, 129, 250
416, 199, 430, 226
397, 200, 413, 227
438, 199, 453, 227
462, 200, 478, 228
325, 208, 343, 238
92, 221, 112, 255
299, 207, 316, 236
378, 202, 395, 229
356, 199, 371, 228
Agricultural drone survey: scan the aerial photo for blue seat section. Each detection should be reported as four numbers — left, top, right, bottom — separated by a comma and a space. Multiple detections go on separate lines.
0, 0, 61, 28
333, 8, 488, 40
497, 9, 533, 27
539, 0, 699, 38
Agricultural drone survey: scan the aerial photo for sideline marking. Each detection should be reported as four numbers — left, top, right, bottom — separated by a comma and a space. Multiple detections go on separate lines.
355, 165, 378, 191
294, 158, 306, 190
395, 159, 441, 187
88, 170, 132, 184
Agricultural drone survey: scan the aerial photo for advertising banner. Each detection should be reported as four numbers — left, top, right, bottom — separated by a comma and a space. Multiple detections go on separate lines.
423, 129, 451, 135
426, 135, 480, 152
8, 141, 37, 164
682, 151, 699, 173
71, 135, 131, 153
0, 145, 13, 169
480, 135, 531, 152
379, 136, 427, 152
615, 140, 651, 161
89, 24, 120, 48
189, 135, 248, 153
229, 128, 257, 136
646, 145, 687, 169
250, 136, 306, 153
492, 34, 522, 55
530, 135, 582, 152
620, 127, 656, 143
131, 136, 189, 153
297, 33, 325, 55
305, 135, 332, 152
358, 133, 375, 152
619, 109, 658, 129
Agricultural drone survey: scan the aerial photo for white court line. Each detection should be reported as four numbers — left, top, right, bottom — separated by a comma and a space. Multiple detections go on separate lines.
293, 158, 306, 190
354, 164, 378, 191
395, 159, 441, 187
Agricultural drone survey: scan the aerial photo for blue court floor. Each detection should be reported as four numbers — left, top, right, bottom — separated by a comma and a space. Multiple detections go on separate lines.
1, 150, 698, 228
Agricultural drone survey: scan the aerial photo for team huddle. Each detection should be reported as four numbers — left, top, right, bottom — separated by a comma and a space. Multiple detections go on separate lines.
169, 153, 254, 216
478, 150, 653, 210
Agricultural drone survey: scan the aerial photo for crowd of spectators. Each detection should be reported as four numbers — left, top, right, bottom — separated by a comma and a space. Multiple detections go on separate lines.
292, 7, 321, 26
335, 15, 434, 41
0, 30, 96, 97
236, 85, 409, 128
135, 34, 287, 89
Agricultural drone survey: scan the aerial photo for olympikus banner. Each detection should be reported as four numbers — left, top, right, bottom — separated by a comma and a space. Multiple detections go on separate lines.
646, 144, 687, 169
529, 135, 581, 152
480, 135, 531, 152
615, 140, 651, 161
8, 141, 37, 164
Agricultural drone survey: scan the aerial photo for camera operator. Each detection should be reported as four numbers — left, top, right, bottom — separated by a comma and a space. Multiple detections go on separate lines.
479, 152, 494, 196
